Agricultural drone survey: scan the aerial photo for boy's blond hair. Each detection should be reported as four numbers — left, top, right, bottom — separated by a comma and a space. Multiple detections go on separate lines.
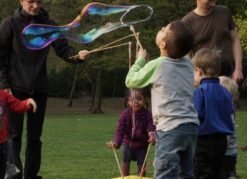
219, 76, 239, 103
192, 48, 221, 76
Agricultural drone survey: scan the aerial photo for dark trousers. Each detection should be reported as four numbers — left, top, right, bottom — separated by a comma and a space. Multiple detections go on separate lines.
194, 134, 227, 179
7, 90, 47, 179
0, 142, 7, 179
122, 144, 147, 176
220, 155, 237, 178
219, 58, 234, 77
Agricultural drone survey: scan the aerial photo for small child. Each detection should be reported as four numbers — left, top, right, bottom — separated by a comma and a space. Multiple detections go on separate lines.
0, 90, 37, 179
107, 88, 155, 177
125, 20, 199, 178
219, 76, 239, 178
192, 48, 234, 179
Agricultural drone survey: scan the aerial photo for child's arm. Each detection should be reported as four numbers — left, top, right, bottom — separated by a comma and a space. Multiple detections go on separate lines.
107, 111, 128, 149
125, 49, 162, 88
147, 112, 156, 145
113, 112, 128, 149
5, 92, 37, 113
147, 112, 155, 132
194, 89, 205, 121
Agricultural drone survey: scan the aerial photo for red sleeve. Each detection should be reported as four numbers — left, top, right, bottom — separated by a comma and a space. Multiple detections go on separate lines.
5, 92, 31, 113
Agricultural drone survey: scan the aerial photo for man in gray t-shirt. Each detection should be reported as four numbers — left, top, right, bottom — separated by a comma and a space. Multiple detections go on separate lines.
182, 0, 243, 84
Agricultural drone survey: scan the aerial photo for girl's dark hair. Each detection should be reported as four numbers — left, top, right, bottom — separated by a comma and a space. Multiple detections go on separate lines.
124, 88, 148, 108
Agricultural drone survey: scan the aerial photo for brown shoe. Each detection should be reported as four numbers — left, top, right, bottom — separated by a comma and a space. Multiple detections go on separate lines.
240, 146, 247, 151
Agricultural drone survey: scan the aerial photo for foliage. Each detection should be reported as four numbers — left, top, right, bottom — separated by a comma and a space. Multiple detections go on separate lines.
236, 12, 247, 57
48, 57, 128, 97
0, 0, 246, 98
0, 0, 19, 22
217, 0, 246, 16
48, 66, 77, 97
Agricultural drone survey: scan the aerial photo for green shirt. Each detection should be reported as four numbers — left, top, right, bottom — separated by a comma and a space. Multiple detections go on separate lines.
126, 56, 199, 131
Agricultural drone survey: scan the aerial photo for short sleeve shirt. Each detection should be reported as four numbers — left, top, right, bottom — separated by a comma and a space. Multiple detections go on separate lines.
182, 5, 235, 61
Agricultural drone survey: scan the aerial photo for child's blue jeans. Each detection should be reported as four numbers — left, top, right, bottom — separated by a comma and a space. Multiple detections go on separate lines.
154, 123, 198, 179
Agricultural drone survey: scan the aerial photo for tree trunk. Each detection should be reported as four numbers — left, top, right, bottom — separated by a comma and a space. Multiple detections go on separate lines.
112, 71, 117, 97
68, 64, 81, 107
89, 71, 96, 111
90, 68, 103, 114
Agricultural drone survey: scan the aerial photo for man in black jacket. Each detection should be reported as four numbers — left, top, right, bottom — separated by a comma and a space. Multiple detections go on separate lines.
0, 0, 88, 178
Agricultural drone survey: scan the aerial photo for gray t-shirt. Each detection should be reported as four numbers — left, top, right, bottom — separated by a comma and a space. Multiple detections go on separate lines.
126, 56, 199, 132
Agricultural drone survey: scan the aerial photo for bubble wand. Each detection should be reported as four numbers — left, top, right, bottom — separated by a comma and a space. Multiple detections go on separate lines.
109, 141, 124, 179
130, 25, 143, 50
69, 33, 139, 59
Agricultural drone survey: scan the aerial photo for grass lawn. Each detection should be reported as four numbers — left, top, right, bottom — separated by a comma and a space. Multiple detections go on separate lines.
18, 98, 247, 178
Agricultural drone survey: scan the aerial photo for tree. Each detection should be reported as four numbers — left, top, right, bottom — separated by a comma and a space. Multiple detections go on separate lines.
47, 0, 247, 112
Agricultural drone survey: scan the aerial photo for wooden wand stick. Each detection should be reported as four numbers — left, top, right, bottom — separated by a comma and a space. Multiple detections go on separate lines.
69, 33, 139, 60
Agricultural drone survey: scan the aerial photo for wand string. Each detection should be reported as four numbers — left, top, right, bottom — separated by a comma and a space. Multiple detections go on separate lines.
90, 42, 130, 53
69, 33, 139, 60
93, 33, 139, 52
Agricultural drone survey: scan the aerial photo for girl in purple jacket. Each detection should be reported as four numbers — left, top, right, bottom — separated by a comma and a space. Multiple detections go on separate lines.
107, 88, 156, 177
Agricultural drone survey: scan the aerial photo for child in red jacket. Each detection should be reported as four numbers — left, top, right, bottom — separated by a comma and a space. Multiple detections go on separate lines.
0, 90, 36, 179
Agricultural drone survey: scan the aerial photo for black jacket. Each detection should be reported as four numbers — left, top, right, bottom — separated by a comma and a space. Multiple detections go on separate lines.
0, 8, 80, 94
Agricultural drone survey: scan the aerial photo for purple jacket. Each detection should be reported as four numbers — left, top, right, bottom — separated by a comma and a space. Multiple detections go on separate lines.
114, 107, 155, 149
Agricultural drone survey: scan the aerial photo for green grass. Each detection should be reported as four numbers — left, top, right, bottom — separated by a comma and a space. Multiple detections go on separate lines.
39, 113, 155, 179
19, 112, 247, 179
235, 111, 247, 177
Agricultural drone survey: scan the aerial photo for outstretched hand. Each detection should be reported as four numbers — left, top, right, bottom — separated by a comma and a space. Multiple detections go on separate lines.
27, 98, 37, 113
106, 141, 117, 149
78, 50, 89, 60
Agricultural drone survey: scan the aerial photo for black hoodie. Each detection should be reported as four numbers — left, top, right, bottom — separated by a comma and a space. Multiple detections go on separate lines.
0, 7, 80, 94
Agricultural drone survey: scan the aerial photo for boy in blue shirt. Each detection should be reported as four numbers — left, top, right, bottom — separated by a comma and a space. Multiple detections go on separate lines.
192, 48, 234, 179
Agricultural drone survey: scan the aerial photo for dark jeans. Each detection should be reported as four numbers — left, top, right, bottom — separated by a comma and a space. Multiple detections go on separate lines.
194, 134, 227, 179
122, 144, 147, 165
219, 58, 234, 77
0, 142, 7, 179
7, 90, 47, 179
220, 155, 237, 178
122, 144, 148, 176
